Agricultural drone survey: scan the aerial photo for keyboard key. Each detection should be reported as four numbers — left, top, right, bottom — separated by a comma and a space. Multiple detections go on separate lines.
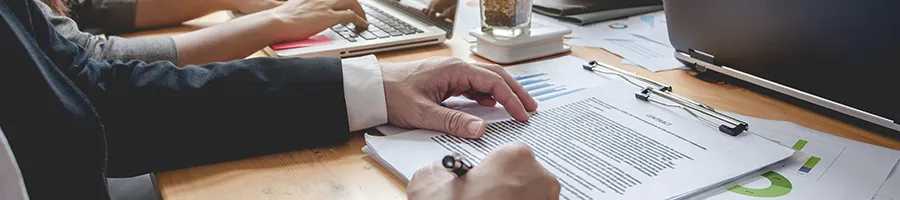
340, 31, 358, 38
372, 31, 390, 38
359, 31, 377, 40
344, 3, 424, 41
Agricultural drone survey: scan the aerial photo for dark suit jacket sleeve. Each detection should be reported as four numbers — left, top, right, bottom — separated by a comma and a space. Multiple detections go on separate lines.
50, 7, 352, 177
75, 58, 352, 177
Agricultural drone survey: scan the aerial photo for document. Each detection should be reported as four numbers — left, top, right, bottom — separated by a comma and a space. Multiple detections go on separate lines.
875, 162, 900, 200
556, 11, 666, 40
572, 39, 686, 72
365, 84, 795, 200
557, 11, 685, 72
685, 112, 900, 200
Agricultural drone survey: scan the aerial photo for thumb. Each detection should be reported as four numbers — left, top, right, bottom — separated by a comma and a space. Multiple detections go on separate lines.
425, 105, 486, 139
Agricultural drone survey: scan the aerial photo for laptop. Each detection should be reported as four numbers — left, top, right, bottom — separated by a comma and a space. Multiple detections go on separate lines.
665, 0, 900, 136
264, 0, 459, 58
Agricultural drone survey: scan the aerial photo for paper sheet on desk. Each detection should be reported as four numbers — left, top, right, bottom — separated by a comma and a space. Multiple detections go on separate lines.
549, 11, 667, 40
366, 84, 794, 200
678, 112, 900, 200
874, 162, 900, 200
572, 38, 686, 72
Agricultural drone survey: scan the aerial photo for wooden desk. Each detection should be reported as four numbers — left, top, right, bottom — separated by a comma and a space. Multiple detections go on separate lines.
126, 12, 900, 200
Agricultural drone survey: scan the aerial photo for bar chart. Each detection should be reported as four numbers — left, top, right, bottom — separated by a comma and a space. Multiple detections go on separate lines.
513, 73, 586, 102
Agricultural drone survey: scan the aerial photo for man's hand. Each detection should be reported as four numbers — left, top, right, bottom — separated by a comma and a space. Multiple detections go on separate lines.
381, 57, 539, 138
408, 142, 561, 200
265, 0, 368, 42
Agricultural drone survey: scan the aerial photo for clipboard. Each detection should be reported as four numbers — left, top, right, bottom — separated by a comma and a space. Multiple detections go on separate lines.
581, 60, 749, 136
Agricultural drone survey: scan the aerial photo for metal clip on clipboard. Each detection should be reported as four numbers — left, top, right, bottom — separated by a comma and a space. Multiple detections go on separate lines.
582, 61, 749, 136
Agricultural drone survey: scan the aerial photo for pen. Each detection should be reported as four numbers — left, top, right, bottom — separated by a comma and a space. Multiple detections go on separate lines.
442, 153, 473, 176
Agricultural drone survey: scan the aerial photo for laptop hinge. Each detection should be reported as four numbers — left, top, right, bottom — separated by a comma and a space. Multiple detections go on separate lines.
676, 49, 730, 84
689, 49, 715, 64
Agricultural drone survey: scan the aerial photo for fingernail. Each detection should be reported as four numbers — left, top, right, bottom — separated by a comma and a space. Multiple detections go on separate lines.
467, 121, 483, 138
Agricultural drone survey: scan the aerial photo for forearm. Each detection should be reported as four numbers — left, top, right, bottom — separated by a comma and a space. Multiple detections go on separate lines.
171, 10, 285, 66
77, 58, 351, 177
134, 0, 235, 28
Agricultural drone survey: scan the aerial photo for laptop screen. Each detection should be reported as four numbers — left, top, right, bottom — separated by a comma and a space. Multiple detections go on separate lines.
665, 0, 900, 133
377, 0, 460, 38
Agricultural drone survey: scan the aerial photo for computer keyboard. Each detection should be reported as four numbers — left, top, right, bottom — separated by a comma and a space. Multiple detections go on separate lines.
330, 3, 425, 42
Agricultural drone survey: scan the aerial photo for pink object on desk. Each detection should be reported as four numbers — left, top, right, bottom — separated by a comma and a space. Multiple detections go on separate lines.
271, 35, 333, 50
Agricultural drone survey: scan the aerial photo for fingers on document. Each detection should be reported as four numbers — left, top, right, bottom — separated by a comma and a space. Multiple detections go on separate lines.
425, 104, 485, 139
462, 92, 498, 107
470, 62, 539, 112
464, 65, 529, 122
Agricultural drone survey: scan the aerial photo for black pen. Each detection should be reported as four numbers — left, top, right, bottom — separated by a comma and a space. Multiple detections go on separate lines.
442, 153, 473, 176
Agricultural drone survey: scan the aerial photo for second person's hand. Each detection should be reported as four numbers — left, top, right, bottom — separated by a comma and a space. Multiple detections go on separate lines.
264, 0, 369, 42
408, 142, 561, 200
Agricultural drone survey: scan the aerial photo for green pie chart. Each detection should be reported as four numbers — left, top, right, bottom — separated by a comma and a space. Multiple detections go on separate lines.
728, 171, 793, 197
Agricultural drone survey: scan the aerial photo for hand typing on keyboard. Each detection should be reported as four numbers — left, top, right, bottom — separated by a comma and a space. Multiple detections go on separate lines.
330, 3, 425, 42
264, 0, 369, 42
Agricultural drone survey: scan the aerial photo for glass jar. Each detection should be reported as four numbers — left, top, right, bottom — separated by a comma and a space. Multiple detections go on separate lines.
480, 0, 532, 38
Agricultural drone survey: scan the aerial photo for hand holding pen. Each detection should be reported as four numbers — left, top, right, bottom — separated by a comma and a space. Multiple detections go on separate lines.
408, 142, 561, 200
443, 153, 473, 176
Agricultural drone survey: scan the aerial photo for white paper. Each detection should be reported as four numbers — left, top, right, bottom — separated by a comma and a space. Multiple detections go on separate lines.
628, 11, 672, 47
366, 84, 794, 200
572, 39, 686, 72
875, 160, 900, 200
631, 25, 672, 48
375, 55, 608, 135
684, 112, 900, 200
875, 194, 893, 200
543, 11, 666, 41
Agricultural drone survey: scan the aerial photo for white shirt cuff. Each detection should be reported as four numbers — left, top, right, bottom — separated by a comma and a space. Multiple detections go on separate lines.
341, 54, 388, 132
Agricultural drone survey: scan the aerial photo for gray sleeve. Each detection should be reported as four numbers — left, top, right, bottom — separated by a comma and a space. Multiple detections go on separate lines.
36, 0, 179, 64
68, 0, 139, 33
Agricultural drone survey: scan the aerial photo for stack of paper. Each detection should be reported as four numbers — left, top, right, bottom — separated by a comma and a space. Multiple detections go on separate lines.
563, 11, 687, 72
698, 112, 900, 200
366, 55, 900, 200
365, 83, 795, 199
367, 56, 796, 199
655, 102, 900, 199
